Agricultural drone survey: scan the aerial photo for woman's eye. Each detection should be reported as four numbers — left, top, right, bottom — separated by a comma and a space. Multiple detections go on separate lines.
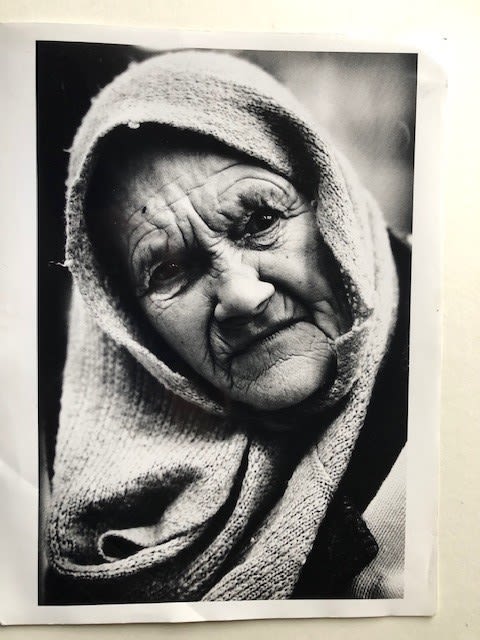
149, 261, 183, 286
142, 252, 206, 297
244, 208, 280, 236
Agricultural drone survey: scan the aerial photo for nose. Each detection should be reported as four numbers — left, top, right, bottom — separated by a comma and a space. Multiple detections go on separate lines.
214, 264, 275, 323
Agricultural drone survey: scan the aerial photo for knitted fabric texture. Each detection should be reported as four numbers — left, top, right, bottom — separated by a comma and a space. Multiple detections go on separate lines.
47, 51, 399, 601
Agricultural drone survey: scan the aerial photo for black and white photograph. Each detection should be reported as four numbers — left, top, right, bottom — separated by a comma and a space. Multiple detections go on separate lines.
1, 24, 443, 623
38, 40, 414, 605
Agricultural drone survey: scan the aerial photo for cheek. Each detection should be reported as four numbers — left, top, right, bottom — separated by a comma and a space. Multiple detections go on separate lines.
261, 235, 335, 305
259, 225, 347, 337
139, 292, 214, 371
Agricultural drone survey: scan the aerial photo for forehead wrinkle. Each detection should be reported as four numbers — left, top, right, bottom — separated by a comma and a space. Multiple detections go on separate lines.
146, 160, 242, 211
139, 194, 219, 259
133, 173, 229, 239
170, 189, 225, 243
118, 160, 241, 241
140, 191, 210, 246
140, 169, 292, 238
109, 155, 243, 214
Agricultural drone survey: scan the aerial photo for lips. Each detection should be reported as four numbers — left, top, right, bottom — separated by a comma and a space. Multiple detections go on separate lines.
229, 318, 307, 358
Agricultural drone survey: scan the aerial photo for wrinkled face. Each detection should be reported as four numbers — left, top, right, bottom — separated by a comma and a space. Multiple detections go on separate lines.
97, 141, 349, 410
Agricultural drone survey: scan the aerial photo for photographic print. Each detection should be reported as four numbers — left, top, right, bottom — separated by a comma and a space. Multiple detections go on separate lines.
1, 24, 443, 623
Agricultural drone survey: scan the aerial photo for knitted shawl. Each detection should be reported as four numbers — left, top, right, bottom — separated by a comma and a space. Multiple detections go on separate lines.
47, 51, 398, 602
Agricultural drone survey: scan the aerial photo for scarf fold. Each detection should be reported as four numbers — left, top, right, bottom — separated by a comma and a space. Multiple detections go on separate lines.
47, 51, 398, 601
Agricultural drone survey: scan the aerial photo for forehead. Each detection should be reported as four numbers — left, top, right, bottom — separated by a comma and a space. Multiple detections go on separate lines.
97, 136, 295, 226
109, 145, 244, 207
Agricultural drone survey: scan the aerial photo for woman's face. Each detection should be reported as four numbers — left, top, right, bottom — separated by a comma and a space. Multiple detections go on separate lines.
98, 142, 349, 410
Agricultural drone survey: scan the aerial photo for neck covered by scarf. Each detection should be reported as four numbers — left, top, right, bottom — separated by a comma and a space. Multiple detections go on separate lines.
47, 51, 398, 601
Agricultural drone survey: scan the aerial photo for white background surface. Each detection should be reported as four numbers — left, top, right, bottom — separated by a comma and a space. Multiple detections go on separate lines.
0, 0, 479, 638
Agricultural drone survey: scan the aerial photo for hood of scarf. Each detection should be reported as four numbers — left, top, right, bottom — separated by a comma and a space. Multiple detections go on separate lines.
48, 51, 398, 601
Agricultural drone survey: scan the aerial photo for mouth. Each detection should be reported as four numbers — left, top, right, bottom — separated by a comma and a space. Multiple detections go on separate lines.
229, 318, 307, 358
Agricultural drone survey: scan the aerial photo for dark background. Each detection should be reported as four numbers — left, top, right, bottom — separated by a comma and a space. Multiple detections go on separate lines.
37, 42, 417, 479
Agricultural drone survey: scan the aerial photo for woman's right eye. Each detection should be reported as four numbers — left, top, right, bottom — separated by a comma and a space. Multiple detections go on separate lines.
142, 250, 208, 298
150, 261, 183, 286
136, 260, 187, 299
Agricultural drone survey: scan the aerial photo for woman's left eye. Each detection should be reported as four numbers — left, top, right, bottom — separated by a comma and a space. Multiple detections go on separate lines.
244, 208, 280, 236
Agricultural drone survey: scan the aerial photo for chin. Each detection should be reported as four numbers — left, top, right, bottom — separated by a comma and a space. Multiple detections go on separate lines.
232, 352, 336, 411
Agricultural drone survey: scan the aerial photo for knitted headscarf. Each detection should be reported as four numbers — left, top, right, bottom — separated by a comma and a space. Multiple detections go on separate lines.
47, 51, 398, 602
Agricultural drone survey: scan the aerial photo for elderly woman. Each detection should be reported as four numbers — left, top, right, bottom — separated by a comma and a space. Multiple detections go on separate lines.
46, 51, 410, 603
